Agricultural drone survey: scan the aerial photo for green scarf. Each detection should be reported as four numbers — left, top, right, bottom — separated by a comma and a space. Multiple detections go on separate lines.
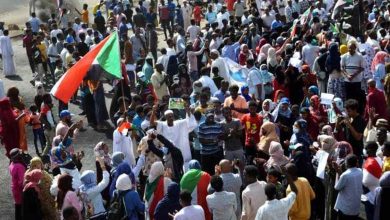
180, 169, 202, 193
145, 175, 162, 201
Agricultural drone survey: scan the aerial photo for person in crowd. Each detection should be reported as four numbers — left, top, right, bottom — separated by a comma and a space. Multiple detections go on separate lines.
374, 171, 390, 220
241, 165, 267, 220
115, 173, 145, 220
173, 190, 205, 220
56, 174, 82, 219
22, 169, 43, 220
258, 122, 279, 156
154, 182, 181, 220
180, 160, 211, 220
333, 154, 363, 219
206, 175, 237, 220
9, 148, 26, 220
0, 98, 20, 158
0, 30, 17, 77
365, 79, 388, 121
241, 101, 263, 161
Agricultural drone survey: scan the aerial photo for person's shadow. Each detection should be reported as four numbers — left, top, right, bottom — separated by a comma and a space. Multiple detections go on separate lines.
4, 75, 23, 81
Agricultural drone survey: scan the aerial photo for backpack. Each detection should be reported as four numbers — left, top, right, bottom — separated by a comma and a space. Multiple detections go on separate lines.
107, 190, 128, 220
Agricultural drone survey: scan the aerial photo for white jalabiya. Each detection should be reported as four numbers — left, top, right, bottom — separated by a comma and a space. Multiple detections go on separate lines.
156, 114, 197, 169
0, 35, 16, 76
113, 129, 136, 167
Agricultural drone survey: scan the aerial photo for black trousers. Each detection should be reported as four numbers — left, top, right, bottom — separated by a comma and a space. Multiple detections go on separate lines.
337, 210, 359, 220
201, 150, 224, 175
15, 204, 22, 220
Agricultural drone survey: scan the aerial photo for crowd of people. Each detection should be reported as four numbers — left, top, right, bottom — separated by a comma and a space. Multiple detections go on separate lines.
2, 0, 390, 219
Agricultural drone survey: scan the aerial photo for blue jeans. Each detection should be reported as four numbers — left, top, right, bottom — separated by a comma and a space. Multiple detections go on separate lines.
33, 128, 46, 154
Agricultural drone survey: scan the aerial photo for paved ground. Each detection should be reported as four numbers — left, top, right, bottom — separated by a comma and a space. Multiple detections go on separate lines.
0, 1, 170, 218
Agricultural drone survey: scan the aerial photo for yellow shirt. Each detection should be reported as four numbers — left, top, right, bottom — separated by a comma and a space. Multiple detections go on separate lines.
286, 177, 316, 220
82, 9, 89, 24
92, 4, 100, 15
383, 157, 390, 172
37, 43, 47, 61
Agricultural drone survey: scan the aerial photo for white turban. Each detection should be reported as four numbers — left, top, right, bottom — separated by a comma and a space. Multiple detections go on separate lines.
164, 110, 174, 116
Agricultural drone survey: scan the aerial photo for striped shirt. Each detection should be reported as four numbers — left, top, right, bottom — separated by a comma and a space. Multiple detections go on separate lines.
341, 52, 364, 82
198, 121, 223, 155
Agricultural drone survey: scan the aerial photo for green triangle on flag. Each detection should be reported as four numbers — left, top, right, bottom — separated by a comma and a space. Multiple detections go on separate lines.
96, 31, 122, 79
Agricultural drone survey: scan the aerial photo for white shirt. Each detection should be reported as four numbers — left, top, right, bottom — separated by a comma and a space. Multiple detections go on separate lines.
187, 25, 200, 42
255, 192, 297, 220
341, 52, 365, 83
47, 43, 59, 63
217, 12, 230, 28
210, 37, 222, 51
156, 54, 169, 72
156, 115, 197, 164
113, 129, 136, 166
50, 29, 63, 40
206, 191, 237, 220
261, 14, 275, 29
174, 205, 205, 220
198, 75, 218, 95
241, 181, 267, 220
166, 47, 176, 57
247, 67, 263, 99
302, 44, 319, 69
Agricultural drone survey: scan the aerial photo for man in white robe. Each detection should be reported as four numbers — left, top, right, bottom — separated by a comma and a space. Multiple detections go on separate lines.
113, 118, 136, 167
151, 105, 197, 170
181, 0, 193, 31
0, 30, 16, 76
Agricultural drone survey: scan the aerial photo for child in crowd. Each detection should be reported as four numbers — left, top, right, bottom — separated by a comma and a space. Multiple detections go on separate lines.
29, 105, 46, 156
267, 168, 286, 199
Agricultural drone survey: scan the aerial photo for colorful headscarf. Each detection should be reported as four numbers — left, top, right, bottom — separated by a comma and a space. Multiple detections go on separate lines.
339, 44, 348, 55
23, 169, 43, 198
94, 141, 111, 165
371, 51, 388, 72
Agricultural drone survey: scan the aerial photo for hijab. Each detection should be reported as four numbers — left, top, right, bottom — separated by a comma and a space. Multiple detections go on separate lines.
23, 169, 43, 198
259, 64, 274, 83
332, 141, 353, 164
116, 173, 133, 191
111, 152, 125, 168
258, 43, 272, 63
94, 142, 111, 165
272, 97, 291, 121
241, 85, 252, 102
326, 42, 341, 73
267, 48, 278, 67
110, 162, 136, 197
28, 156, 43, 172
318, 135, 337, 153
265, 141, 289, 172
80, 170, 97, 192
258, 122, 280, 154
148, 161, 165, 183
371, 51, 388, 72
154, 182, 181, 220
329, 97, 343, 123
188, 159, 201, 170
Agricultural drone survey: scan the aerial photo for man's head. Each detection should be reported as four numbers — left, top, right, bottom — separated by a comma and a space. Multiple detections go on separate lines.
246, 59, 255, 68
219, 159, 232, 173
210, 175, 223, 192
345, 154, 358, 168
267, 168, 281, 184
229, 85, 239, 99
179, 190, 192, 207
368, 79, 376, 89
243, 165, 258, 185
164, 110, 175, 126
348, 40, 357, 55
205, 110, 215, 124
365, 141, 378, 157
221, 80, 229, 92
60, 110, 72, 125
248, 101, 257, 116
62, 206, 79, 220
377, 127, 388, 144
345, 99, 359, 117
285, 163, 298, 180
264, 183, 277, 200
222, 107, 232, 121
31, 12, 36, 17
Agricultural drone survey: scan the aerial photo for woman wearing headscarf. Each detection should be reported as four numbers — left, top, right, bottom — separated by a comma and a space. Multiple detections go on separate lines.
94, 10, 106, 35
300, 107, 320, 141
111, 152, 125, 173
301, 85, 319, 108
56, 174, 82, 219
154, 182, 181, 220
267, 47, 278, 73
144, 161, 171, 220
374, 171, 390, 220
142, 57, 154, 82
310, 95, 328, 125
326, 42, 346, 101
313, 47, 329, 93
257, 43, 272, 64
272, 97, 294, 151
325, 141, 353, 220
27, 157, 56, 220
301, 64, 317, 87
289, 119, 312, 160
180, 160, 212, 220
258, 122, 279, 157
238, 44, 254, 66
9, 148, 26, 220
361, 43, 376, 92
115, 174, 145, 220
94, 142, 112, 204
273, 66, 289, 100
259, 99, 275, 122
371, 51, 388, 90
265, 141, 289, 172
109, 162, 136, 198
259, 64, 275, 100
241, 85, 252, 102
22, 169, 43, 220
0, 97, 20, 158
79, 158, 110, 220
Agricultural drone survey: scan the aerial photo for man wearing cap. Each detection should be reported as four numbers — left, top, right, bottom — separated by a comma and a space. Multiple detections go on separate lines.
150, 104, 197, 170
366, 118, 390, 143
